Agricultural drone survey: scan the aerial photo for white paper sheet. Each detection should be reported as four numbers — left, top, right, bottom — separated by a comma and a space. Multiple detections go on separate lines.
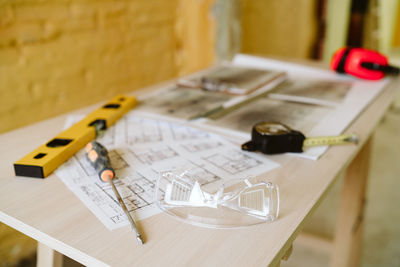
55, 112, 279, 230
224, 54, 390, 159
268, 79, 353, 107
135, 64, 286, 121
199, 97, 334, 140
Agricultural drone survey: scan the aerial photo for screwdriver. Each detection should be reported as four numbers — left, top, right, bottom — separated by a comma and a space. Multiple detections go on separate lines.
85, 141, 144, 245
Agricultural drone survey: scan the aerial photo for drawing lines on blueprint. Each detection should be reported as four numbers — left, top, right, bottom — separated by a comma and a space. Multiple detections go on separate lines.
185, 163, 221, 185
129, 146, 179, 165
203, 150, 263, 174
108, 150, 130, 170
89, 173, 156, 224
181, 140, 223, 153
80, 183, 125, 224
126, 176, 155, 209
56, 113, 280, 229
154, 160, 221, 186
125, 117, 163, 144
169, 123, 209, 141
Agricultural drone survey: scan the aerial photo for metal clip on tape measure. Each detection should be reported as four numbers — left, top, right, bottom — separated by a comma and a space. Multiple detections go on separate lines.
241, 122, 358, 155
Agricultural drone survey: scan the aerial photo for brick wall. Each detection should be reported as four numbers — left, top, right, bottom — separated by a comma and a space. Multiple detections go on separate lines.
0, 1, 216, 264
240, 0, 318, 59
0, 0, 207, 133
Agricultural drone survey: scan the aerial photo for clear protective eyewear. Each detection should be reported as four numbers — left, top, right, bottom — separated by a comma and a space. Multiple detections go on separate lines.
155, 169, 279, 228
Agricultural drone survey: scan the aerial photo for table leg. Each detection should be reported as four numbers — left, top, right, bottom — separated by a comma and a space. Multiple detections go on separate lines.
331, 137, 372, 267
37, 242, 63, 267
271, 244, 293, 267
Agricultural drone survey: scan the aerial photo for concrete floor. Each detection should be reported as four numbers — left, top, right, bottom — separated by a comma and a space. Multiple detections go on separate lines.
282, 105, 400, 267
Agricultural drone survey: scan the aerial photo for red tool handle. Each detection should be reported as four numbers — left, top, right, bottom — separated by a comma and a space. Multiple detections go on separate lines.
331, 47, 399, 80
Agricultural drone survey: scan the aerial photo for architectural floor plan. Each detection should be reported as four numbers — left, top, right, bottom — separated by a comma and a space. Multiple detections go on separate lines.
56, 112, 279, 230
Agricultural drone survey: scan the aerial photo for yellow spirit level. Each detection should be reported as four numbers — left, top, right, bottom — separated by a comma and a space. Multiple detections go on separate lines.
14, 95, 137, 178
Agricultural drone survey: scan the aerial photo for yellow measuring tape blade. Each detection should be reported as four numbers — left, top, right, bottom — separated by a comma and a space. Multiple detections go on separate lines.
14, 95, 137, 178
303, 134, 359, 147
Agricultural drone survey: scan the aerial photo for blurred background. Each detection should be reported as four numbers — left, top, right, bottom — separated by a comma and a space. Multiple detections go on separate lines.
0, 0, 399, 266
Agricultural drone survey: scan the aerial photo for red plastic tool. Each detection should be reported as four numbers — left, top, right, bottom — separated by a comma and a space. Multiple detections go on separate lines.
331, 47, 399, 80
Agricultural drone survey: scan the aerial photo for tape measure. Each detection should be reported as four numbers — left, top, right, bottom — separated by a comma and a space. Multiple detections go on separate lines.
241, 122, 358, 155
14, 95, 137, 178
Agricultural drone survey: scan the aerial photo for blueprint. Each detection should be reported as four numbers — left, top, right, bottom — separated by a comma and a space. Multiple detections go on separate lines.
268, 79, 353, 107
56, 112, 279, 230
204, 97, 333, 138
215, 54, 389, 160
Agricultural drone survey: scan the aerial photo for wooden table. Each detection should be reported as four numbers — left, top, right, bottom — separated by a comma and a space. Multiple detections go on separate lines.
0, 64, 398, 267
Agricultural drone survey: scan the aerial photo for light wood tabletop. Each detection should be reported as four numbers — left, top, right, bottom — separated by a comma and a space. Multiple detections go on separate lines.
0, 61, 398, 267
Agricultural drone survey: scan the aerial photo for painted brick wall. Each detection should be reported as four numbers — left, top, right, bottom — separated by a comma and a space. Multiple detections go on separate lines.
0, 1, 216, 264
0, 0, 182, 133
240, 0, 318, 59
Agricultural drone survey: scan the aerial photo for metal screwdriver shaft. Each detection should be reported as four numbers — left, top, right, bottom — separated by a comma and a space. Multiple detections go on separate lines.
108, 178, 144, 244
85, 141, 144, 245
